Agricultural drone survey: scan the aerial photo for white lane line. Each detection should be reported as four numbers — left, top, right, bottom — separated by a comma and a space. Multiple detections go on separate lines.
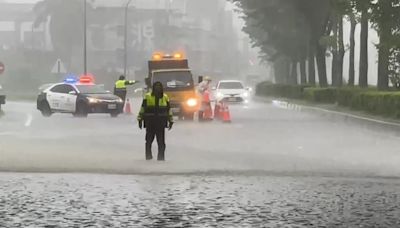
272, 99, 400, 128
24, 113, 33, 127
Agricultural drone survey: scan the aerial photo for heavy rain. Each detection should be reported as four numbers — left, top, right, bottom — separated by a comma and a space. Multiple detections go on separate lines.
0, 0, 400, 227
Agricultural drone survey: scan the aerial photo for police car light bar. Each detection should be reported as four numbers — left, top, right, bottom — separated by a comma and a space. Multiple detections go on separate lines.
79, 74, 95, 84
64, 75, 79, 84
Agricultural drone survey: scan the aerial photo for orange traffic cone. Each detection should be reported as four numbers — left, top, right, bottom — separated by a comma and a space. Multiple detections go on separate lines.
222, 102, 231, 123
124, 98, 132, 115
203, 102, 213, 121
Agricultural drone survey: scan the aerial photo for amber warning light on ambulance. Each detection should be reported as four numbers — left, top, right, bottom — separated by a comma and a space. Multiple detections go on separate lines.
152, 52, 184, 61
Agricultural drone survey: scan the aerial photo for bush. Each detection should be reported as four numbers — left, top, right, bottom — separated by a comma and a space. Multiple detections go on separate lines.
336, 87, 377, 107
256, 82, 310, 99
350, 91, 400, 118
303, 87, 337, 103
337, 88, 359, 107
256, 82, 400, 119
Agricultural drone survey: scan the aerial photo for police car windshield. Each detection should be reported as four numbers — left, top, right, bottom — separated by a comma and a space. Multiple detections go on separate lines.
219, 82, 244, 89
153, 71, 193, 88
76, 85, 109, 94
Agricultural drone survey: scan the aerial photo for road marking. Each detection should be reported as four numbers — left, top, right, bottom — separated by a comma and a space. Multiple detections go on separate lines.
272, 99, 400, 128
307, 106, 400, 127
25, 114, 33, 127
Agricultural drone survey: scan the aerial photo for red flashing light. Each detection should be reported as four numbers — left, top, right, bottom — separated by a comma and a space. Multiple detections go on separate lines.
79, 73, 95, 84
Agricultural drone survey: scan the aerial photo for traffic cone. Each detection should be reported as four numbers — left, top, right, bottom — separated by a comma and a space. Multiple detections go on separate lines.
124, 98, 132, 115
222, 102, 231, 123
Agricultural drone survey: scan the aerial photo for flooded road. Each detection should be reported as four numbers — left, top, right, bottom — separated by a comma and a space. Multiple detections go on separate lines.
1, 99, 399, 177
1, 173, 400, 227
1, 99, 400, 226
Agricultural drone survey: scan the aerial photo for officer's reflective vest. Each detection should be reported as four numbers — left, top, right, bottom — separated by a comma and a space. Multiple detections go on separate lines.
115, 80, 127, 90
203, 90, 211, 103
138, 93, 173, 121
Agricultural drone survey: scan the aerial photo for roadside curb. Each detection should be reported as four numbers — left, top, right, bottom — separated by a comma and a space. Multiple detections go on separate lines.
256, 96, 400, 134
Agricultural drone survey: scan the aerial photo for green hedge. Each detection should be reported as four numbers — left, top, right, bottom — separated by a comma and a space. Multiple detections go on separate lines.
256, 83, 310, 99
256, 82, 400, 119
350, 92, 400, 118
304, 88, 337, 103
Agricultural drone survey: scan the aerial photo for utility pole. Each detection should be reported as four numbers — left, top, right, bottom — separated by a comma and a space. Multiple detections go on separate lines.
124, 0, 133, 77
83, 0, 87, 75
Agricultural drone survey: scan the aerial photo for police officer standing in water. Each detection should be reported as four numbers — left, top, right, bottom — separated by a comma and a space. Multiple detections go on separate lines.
114, 75, 138, 112
137, 82, 174, 161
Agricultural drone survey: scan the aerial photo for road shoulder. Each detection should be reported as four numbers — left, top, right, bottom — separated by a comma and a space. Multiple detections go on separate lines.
255, 96, 400, 132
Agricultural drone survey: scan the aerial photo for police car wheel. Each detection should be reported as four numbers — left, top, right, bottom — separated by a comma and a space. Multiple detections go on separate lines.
110, 111, 119, 118
75, 102, 88, 118
40, 101, 52, 117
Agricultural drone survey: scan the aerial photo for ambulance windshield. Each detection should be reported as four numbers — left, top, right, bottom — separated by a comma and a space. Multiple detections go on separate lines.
153, 71, 194, 89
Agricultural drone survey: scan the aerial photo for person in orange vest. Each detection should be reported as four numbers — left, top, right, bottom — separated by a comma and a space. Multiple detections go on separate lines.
198, 76, 212, 121
202, 89, 213, 120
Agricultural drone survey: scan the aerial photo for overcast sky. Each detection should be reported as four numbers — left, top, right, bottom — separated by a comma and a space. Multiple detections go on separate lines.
2, 0, 40, 3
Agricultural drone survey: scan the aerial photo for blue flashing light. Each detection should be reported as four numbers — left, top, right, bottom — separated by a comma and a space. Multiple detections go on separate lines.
64, 75, 78, 84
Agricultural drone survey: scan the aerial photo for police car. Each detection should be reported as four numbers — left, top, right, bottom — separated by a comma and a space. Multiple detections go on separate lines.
37, 76, 124, 117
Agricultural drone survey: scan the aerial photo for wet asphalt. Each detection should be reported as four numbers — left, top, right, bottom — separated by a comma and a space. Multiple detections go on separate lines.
1, 99, 400, 227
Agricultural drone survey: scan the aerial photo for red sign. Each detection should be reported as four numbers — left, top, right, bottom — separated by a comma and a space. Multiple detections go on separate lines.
0, 62, 4, 74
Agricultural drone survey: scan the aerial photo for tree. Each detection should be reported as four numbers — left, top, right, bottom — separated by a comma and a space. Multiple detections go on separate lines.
308, 40, 316, 85
233, 0, 398, 89
296, 0, 331, 87
389, 49, 400, 89
348, 11, 357, 86
328, 0, 357, 87
355, 0, 371, 88
371, 0, 400, 90
232, 0, 331, 86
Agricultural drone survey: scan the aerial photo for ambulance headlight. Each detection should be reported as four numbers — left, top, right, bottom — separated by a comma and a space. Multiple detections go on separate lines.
186, 98, 198, 107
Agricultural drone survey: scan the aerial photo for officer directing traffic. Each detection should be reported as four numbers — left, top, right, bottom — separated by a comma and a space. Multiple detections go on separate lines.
114, 75, 138, 112
137, 82, 174, 161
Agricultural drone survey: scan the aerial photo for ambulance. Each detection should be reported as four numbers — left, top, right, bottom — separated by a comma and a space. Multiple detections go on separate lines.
145, 52, 199, 120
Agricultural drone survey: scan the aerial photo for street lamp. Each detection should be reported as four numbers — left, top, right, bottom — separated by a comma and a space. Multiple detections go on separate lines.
83, 0, 87, 75
124, 0, 133, 77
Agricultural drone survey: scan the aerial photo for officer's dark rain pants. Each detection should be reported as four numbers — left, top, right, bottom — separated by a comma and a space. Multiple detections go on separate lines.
114, 89, 127, 113
145, 120, 166, 161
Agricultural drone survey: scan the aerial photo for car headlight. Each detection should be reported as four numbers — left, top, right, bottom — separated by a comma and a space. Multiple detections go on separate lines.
216, 92, 224, 98
88, 97, 99, 103
243, 92, 249, 98
186, 98, 198, 107
116, 98, 123, 103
